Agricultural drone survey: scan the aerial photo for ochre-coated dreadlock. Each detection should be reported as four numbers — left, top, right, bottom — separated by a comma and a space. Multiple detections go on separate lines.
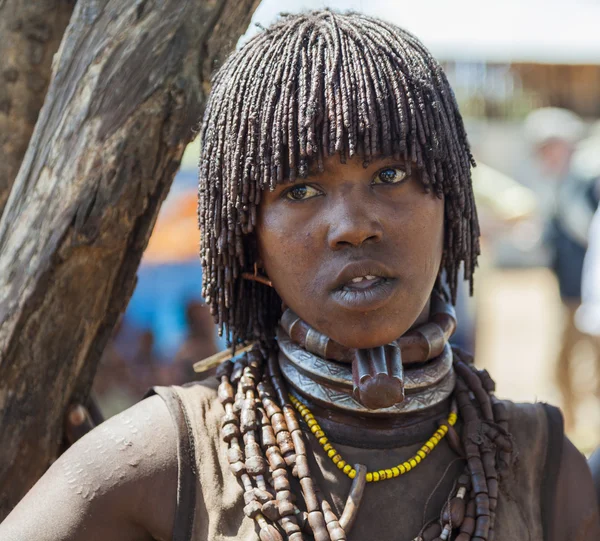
198, 10, 480, 344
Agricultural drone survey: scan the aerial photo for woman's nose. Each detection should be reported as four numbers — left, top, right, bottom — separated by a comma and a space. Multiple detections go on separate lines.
326, 193, 383, 249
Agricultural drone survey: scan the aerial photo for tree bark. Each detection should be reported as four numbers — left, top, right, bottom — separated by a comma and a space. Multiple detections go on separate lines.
0, 0, 76, 219
0, 0, 259, 518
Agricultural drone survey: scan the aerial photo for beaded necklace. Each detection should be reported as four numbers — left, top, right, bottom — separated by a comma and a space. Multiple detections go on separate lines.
289, 394, 458, 483
215, 343, 513, 541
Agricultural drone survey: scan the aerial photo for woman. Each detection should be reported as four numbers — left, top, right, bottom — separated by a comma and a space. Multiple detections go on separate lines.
1, 11, 598, 541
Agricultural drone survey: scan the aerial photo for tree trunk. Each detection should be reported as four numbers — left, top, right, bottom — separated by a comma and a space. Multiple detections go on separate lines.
0, 0, 259, 518
0, 0, 76, 218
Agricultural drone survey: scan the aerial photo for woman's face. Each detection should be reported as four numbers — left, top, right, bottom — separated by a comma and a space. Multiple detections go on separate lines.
256, 155, 444, 349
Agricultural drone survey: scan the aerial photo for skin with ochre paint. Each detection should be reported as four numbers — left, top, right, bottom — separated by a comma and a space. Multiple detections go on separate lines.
257, 154, 444, 349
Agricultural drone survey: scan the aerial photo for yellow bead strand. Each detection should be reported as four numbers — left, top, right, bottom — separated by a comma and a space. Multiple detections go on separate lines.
289, 394, 458, 483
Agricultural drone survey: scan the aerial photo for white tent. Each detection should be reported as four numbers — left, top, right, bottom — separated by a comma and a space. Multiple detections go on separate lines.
244, 0, 600, 64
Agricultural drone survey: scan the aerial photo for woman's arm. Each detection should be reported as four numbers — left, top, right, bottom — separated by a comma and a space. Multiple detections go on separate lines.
0, 395, 178, 541
552, 436, 600, 541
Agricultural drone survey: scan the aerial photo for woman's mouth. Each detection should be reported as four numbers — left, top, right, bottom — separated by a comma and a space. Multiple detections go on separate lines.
342, 275, 384, 290
331, 275, 398, 311
329, 260, 399, 311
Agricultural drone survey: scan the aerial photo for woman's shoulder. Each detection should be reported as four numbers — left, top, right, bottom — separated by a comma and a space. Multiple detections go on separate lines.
150, 378, 222, 430
0, 394, 178, 541
497, 399, 600, 539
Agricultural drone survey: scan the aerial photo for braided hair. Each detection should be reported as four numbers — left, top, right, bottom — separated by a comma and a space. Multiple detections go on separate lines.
198, 10, 480, 344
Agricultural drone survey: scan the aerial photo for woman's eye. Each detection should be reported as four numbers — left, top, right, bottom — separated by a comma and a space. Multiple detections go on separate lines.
373, 167, 407, 185
284, 184, 321, 201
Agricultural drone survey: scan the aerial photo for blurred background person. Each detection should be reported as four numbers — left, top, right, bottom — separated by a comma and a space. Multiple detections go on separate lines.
575, 123, 600, 419
522, 107, 599, 429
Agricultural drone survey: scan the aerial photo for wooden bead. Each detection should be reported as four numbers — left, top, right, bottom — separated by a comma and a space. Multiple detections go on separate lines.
445, 424, 464, 457
279, 514, 302, 535
475, 493, 490, 516
240, 473, 253, 492
221, 411, 238, 427
227, 447, 244, 464
241, 405, 257, 432
307, 510, 330, 541
487, 478, 498, 500
300, 477, 320, 512
277, 431, 295, 456
295, 454, 311, 479
477, 368, 496, 392
442, 497, 466, 525
264, 401, 281, 419
283, 452, 296, 467
260, 424, 277, 447
234, 394, 244, 413
458, 473, 471, 489
321, 498, 345, 541
229, 461, 245, 477
257, 407, 270, 427
231, 357, 246, 383
271, 412, 286, 433
244, 500, 263, 518
272, 468, 290, 491
291, 429, 307, 455
481, 450, 497, 477
464, 442, 479, 459
465, 499, 476, 518
266, 447, 286, 470
259, 524, 283, 541
244, 490, 258, 504
283, 405, 301, 433
254, 488, 273, 503
474, 515, 490, 538
248, 353, 263, 372
421, 522, 441, 540
221, 422, 240, 442
460, 516, 475, 535
218, 380, 235, 404
261, 500, 280, 521
246, 455, 267, 476
276, 494, 296, 517
492, 400, 508, 423
240, 375, 255, 393
328, 526, 346, 541
216, 361, 233, 379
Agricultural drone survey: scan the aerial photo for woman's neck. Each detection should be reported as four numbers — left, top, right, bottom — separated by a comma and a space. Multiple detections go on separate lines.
277, 326, 456, 448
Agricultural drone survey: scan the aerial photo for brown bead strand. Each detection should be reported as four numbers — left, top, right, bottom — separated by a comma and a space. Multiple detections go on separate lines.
490, 397, 512, 480
217, 359, 282, 541
454, 378, 491, 541
450, 346, 514, 541
456, 498, 476, 540
267, 353, 334, 541
462, 360, 510, 541
217, 344, 512, 541
257, 391, 305, 540
453, 360, 494, 422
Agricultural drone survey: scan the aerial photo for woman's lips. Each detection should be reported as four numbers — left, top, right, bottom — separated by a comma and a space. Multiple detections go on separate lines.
342, 275, 383, 290
330, 276, 398, 311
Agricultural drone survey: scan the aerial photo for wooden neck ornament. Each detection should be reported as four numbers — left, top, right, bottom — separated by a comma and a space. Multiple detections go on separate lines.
279, 291, 456, 410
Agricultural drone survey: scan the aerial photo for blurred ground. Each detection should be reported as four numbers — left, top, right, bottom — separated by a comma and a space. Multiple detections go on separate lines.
477, 267, 600, 454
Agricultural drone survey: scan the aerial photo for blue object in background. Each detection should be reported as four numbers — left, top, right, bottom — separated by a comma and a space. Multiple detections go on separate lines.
123, 260, 204, 360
